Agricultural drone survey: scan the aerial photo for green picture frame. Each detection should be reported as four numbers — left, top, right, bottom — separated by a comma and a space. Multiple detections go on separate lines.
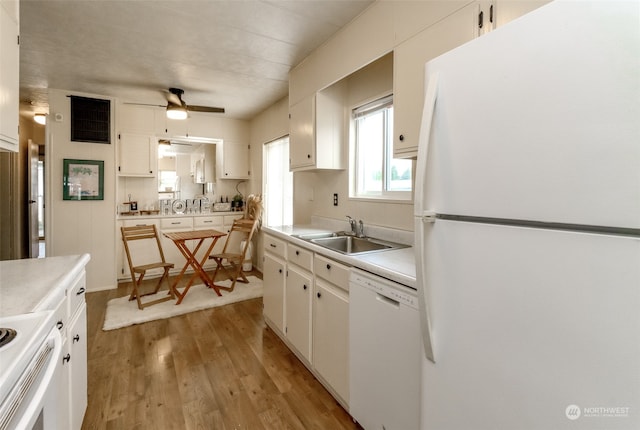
63, 159, 104, 200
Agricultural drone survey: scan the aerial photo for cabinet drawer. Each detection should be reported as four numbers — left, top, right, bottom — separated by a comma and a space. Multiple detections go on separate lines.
194, 216, 223, 228
314, 254, 349, 291
160, 217, 193, 229
122, 219, 159, 228
67, 272, 87, 318
288, 244, 313, 272
264, 235, 286, 259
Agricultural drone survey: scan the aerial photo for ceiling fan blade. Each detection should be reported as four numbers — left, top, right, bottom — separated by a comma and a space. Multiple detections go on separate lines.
187, 105, 225, 114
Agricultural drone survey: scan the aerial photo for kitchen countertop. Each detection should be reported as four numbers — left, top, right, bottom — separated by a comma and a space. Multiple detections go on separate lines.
264, 224, 416, 289
0, 254, 91, 317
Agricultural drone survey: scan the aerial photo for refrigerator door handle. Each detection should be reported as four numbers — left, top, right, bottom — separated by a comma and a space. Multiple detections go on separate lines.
414, 72, 439, 216
415, 217, 436, 363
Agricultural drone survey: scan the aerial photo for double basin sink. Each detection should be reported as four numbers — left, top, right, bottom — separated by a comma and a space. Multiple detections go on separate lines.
294, 231, 408, 255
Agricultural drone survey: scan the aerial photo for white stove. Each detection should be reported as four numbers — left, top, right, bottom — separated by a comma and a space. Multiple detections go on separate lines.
0, 311, 62, 430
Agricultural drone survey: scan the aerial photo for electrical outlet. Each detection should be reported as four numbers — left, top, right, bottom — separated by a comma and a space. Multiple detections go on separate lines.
333, 193, 338, 206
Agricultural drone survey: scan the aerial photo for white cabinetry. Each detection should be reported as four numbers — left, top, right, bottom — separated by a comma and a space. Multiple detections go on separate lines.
285, 244, 313, 362
0, 0, 19, 152
289, 81, 346, 171
313, 253, 350, 405
393, 2, 479, 158
217, 141, 250, 179
262, 235, 351, 407
55, 271, 88, 430
118, 132, 158, 177
393, 0, 548, 158
263, 234, 287, 333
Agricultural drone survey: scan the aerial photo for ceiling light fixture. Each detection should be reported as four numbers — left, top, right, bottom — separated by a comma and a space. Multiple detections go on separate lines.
34, 113, 46, 125
166, 103, 188, 120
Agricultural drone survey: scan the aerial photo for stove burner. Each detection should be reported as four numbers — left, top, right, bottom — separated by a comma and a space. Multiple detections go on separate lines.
0, 327, 17, 348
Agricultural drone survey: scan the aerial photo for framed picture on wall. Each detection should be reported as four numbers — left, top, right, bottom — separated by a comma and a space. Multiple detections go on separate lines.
63, 159, 104, 200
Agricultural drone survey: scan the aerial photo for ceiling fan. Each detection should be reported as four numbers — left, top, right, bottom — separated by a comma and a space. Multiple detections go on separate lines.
165, 88, 224, 119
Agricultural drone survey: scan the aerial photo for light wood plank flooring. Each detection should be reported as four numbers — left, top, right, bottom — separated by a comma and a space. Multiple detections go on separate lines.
83, 271, 359, 430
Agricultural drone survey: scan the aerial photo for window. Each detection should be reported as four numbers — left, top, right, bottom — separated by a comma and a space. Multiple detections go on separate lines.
263, 136, 293, 227
351, 95, 412, 200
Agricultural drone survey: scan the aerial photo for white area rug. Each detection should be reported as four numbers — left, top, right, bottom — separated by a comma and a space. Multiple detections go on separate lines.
103, 276, 263, 331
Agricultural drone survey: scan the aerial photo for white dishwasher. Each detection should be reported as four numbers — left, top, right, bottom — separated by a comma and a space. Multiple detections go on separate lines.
349, 268, 421, 430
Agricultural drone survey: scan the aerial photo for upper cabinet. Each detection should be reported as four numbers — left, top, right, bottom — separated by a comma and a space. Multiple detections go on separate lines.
217, 141, 250, 180
0, 0, 19, 152
393, 2, 480, 159
289, 81, 346, 172
393, 0, 549, 158
118, 133, 157, 177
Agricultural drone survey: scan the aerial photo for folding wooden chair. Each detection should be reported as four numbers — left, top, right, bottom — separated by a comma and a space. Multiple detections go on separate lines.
209, 218, 258, 292
121, 225, 175, 309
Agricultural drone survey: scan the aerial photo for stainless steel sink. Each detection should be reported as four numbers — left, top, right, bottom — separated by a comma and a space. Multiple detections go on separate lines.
308, 235, 407, 255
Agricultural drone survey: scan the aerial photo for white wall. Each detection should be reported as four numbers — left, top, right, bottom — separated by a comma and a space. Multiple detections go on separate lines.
46, 89, 117, 291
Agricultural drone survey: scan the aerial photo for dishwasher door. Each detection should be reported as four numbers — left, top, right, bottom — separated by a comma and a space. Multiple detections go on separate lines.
349, 268, 421, 430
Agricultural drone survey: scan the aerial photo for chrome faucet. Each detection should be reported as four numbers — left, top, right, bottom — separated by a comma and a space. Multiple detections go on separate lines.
346, 216, 366, 238
346, 215, 357, 236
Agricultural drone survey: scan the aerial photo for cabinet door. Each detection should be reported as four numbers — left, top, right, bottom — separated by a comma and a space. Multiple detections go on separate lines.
221, 142, 250, 179
118, 133, 157, 177
393, 2, 478, 158
0, 4, 19, 151
286, 266, 312, 361
289, 94, 315, 169
57, 338, 72, 430
68, 303, 88, 430
118, 104, 156, 134
313, 279, 349, 403
263, 253, 286, 333
495, 0, 549, 28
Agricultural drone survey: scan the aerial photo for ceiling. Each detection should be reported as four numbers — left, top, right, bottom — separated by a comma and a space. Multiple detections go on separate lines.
19, 0, 374, 120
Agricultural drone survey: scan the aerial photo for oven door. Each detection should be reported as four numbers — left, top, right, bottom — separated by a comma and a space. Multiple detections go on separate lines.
0, 327, 62, 430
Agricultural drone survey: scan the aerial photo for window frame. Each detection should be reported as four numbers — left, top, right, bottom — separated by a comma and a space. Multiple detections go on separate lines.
349, 93, 413, 202
262, 135, 293, 227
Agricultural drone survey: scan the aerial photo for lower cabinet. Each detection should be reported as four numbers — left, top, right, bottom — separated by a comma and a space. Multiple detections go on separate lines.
262, 234, 350, 407
285, 265, 312, 362
68, 303, 88, 430
312, 257, 350, 405
263, 252, 286, 333
56, 271, 88, 430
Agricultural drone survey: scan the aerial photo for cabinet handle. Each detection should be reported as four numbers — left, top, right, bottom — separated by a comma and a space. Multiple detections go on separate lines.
62, 353, 71, 364
295, 250, 299, 256
73, 334, 80, 343
56, 321, 64, 330
278, 269, 282, 274
489, 4, 494, 23
307, 154, 311, 159
303, 284, 307, 290
317, 292, 321, 298
326, 263, 331, 270
270, 243, 276, 248
478, 10, 484, 29
76, 287, 85, 296
399, 134, 404, 141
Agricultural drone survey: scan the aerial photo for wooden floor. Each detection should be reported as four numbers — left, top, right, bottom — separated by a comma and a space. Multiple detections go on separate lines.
82, 270, 359, 430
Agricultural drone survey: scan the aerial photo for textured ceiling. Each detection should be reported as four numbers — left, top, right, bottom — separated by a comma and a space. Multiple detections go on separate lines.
20, 0, 373, 120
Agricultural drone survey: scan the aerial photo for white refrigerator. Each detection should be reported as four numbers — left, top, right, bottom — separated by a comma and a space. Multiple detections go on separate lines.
414, 1, 639, 429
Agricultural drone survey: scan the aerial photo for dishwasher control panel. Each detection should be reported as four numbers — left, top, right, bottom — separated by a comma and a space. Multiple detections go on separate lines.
350, 269, 418, 309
